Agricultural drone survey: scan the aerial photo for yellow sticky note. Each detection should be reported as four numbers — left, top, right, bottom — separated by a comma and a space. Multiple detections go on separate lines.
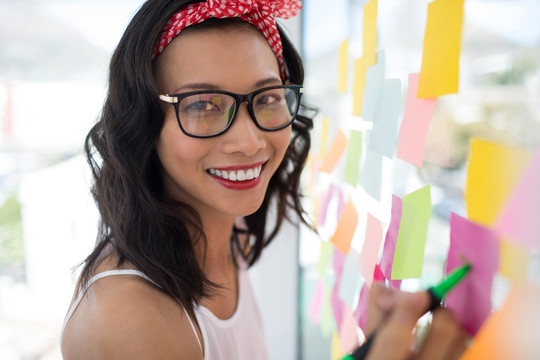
331, 331, 342, 360
363, 0, 378, 66
319, 129, 349, 174
319, 117, 330, 158
331, 198, 358, 255
352, 57, 369, 117
465, 138, 532, 226
417, 0, 465, 98
338, 38, 349, 93
499, 240, 530, 285
460, 283, 540, 360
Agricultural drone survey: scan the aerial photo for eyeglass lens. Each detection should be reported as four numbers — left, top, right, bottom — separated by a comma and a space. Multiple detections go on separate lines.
177, 87, 298, 137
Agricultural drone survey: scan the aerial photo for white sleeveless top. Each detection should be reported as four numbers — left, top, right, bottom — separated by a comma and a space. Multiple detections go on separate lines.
61, 267, 269, 360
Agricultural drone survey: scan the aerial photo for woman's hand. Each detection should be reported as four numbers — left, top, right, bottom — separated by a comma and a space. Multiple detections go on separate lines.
365, 283, 468, 360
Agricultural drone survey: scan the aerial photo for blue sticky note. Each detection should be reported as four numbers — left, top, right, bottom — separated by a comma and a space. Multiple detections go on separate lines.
363, 150, 383, 201
361, 50, 386, 122
338, 248, 362, 308
368, 78, 401, 158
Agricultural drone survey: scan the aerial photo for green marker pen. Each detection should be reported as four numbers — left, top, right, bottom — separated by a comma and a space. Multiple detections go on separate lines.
342, 263, 472, 360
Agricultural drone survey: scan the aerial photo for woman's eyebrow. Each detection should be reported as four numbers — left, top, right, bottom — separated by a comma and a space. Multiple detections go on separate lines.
171, 77, 282, 94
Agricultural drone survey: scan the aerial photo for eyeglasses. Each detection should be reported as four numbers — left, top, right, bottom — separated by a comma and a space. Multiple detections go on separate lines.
159, 85, 303, 138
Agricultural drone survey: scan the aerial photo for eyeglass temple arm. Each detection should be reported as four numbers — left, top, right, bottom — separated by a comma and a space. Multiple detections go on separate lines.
159, 94, 178, 104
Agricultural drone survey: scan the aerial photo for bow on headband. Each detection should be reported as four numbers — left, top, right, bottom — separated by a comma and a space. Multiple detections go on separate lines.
153, 0, 302, 80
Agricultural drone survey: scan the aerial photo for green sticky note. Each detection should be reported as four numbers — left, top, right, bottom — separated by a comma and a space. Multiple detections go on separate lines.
391, 185, 432, 279
345, 130, 363, 186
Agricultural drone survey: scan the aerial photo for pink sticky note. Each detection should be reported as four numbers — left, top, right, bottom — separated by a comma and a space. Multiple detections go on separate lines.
308, 279, 325, 325
359, 213, 383, 287
331, 278, 344, 333
339, 304, 360, 355
496, 146, 540, 250
446, 213, 499, 335
397, 73, 438, 167
353, 283, 370, 332
379, 195, 402, 280
373, 264, 385, 283
331, 248, 347, 332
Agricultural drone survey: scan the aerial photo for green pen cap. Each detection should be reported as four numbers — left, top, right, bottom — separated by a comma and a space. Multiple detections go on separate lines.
431, 263, 471, 300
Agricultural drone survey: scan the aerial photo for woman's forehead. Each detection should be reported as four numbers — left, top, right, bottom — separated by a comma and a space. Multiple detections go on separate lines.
154, 25, 281, 93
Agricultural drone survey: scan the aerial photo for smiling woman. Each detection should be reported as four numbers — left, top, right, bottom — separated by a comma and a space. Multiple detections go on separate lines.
60, 1, 313, 359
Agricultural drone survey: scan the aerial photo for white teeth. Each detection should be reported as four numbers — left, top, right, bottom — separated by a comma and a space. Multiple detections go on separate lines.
209, 165, 263, 182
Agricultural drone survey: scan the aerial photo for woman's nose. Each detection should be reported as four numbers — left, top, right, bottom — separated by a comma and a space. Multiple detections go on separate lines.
220, 103, 267, 155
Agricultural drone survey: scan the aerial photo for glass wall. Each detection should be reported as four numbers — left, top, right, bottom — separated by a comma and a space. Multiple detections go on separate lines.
298, 0, 540, 358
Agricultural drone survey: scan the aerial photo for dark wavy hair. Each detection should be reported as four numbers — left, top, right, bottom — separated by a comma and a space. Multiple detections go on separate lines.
78, 0, 313, 313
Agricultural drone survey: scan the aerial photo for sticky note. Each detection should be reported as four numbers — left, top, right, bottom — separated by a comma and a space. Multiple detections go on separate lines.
318, 184, 338, 227
318, 116, 330, 158
338, 249, 362, 308
446, 213, 499, 335
320, 285, 336, 338
331, 331, 341, 360
379, 195, 402, 284
362, 0, 378, 66
417, 0, 465, 98
496, 146, 540, 250
373, 264, 385, 283
318, 240, 334, 281
391, 185, 432, 280
359, 213, 383, 287
397, 73, 438, 167
331, 276, 344, 332
331, 198, 358, 255
339, 304, 360, 355
345, 130, 363, 186
362, 150, 383, 201
498, 240, 530, 286
460, 283, 540, 360
353, 283, 369, 332
368, 78, 401, 158
352, 58, 369, 117
466, 138, 532, 226
308, 279, 325, 325
338, 38, 349, 93
319, 129, 349, 174
362, 51, 385, 123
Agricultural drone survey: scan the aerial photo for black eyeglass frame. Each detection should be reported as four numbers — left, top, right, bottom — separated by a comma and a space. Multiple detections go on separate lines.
159, 84, 304, 139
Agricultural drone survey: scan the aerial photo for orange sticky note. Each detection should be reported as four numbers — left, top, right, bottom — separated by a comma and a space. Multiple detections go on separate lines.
331, 198, 358, 255
363, 0, 378, 66
460, 283, 540, 360
319, 129, 349, 174
338, 38, 349, 93
465, 138, 532, 226
417, 0, 465, 98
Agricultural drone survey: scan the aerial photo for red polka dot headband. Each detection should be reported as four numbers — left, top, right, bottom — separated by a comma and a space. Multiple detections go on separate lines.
153, 0, 302, 80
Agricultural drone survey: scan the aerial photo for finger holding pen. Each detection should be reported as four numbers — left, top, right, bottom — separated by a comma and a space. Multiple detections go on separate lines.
366, 287, 430, 360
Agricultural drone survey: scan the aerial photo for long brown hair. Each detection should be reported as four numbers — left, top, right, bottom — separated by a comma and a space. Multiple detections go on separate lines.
79, 0, 313, 313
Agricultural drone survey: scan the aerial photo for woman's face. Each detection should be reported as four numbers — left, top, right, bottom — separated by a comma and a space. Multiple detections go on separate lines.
154, 24, 292, 223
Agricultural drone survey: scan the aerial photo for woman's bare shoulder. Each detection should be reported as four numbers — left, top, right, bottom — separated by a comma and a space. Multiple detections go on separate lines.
61, 268, 203, 360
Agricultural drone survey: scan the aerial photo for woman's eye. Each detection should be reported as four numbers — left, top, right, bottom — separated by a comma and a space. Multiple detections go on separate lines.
185, 101, 218, 112
257, 95, 281, 106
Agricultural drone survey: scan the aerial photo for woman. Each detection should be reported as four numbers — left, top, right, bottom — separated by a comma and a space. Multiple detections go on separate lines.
61, 1, 466, 359
62, 1, 311, 359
